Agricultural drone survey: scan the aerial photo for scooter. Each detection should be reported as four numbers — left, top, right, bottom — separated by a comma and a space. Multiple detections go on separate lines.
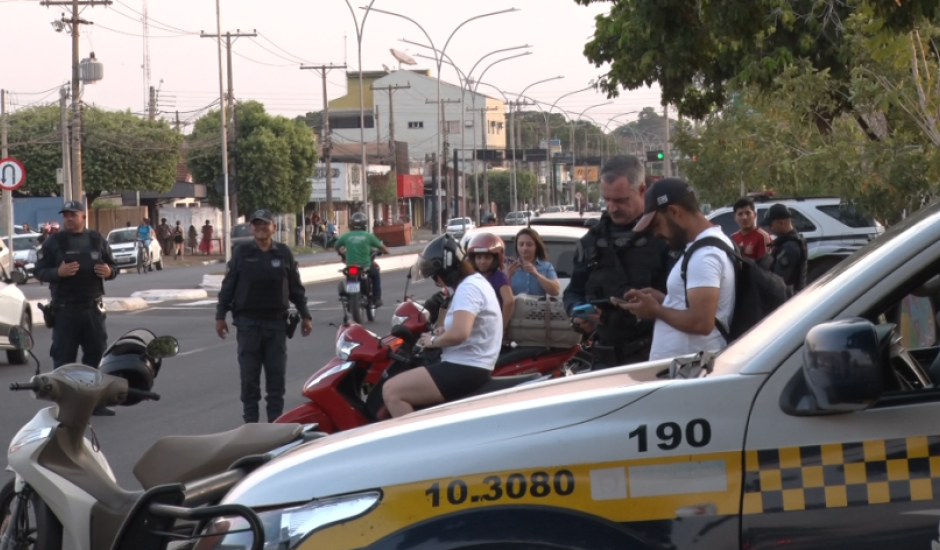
0, 328, 322, 550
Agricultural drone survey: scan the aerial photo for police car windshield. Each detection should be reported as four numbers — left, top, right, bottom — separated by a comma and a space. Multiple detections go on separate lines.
12, 236, 39, 250
108, 229, 137, 244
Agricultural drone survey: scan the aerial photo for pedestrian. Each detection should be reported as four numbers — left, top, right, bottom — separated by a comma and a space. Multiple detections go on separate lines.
34, 201, 118, 416
764, 203, 808, 294
730, 197, 773, 265
200, 220, 213, 255
37, 225, 50, 245
563, 155, 671, 368
325, 219, 336, 248
188, 224, 198, 254
172, 220, 185, 259
508, 227, 560, 297
157, 218, 172, 255
215, 209, 313, 423
22, 222, 31, 234
618, 178, 737, 361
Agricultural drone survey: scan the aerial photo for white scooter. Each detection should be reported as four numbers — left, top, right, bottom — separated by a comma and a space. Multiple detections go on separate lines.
0, 327, 319, 550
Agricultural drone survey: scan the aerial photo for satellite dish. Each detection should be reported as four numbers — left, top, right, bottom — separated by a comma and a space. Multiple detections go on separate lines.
382, 64, 391, 72
390, 48, 417, 68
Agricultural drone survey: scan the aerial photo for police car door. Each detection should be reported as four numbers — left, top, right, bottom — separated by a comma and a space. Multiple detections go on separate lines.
743, 247, 940, 549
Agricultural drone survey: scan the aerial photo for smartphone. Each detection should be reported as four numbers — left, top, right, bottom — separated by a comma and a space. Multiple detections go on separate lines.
589, 298, 615, 311
572, 303, 597, 318
609, 296, 630, 307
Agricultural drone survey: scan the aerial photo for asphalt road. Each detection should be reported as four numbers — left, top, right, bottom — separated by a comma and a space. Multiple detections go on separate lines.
0, 266, 436, 491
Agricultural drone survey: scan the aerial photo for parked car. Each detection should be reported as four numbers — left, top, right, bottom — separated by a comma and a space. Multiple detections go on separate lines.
106, 227, 163, 273
445, 217, 475, 240
707, 195, 884, 281
0, 278, 32, 364
530, 211, 602, 229
461, 224, 587, 292
10, 234, 40, 282
504, 211, 534, 226
231, 223, 253, 249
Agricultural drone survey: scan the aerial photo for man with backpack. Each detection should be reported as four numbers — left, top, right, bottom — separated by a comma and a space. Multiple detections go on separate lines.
619, 179, 789, 360
764, 203, 808, 294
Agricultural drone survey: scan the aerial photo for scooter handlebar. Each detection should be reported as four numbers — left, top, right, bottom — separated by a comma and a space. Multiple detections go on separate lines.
127, 388, 161, 401
9, 380, 39, 391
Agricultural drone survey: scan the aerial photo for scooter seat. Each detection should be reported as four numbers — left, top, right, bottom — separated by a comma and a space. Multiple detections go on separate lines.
495, 346, 547, 368
134, 423, 304, 490
465, 373, 541, 398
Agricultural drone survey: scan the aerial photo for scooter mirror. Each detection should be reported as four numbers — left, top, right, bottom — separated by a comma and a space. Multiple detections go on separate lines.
147, 336, 180, 359
8, 326, 33, 351
390, 325, 415, 344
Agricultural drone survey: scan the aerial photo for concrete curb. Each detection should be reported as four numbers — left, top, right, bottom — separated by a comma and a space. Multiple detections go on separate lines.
28, 296, 149, 326
200, 253, 419, 292
131, 289, 209, 302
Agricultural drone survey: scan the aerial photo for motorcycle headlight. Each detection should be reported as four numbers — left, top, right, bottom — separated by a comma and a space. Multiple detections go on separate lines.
9, 427, 52, 454
390, 314, 408, 327
194, 491, 380, 550
335, 336, 360, 360
305, 361, 354, 391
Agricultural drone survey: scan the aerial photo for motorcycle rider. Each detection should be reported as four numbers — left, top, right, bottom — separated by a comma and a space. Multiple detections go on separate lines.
334, 212, 390, 307
466, 232, 514, 332
383, 235, 501, 417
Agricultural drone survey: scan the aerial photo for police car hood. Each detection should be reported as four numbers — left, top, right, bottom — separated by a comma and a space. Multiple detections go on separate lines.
224, 360, 673, 508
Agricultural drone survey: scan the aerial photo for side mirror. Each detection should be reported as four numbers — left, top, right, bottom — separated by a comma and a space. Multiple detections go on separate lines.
8, 326, 33, 351
390, 324, 416, 344
147, 336, 180, 359
802, 318, 883, 412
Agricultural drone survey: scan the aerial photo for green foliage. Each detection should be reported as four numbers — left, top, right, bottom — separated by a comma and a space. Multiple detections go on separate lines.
6, 104, 181, 200
369, 170, 398, 205
188, 101, 318, 215
469, 170, 538, 212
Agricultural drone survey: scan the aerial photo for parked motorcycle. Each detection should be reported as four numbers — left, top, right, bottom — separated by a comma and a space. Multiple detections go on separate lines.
0, 327, 320, 550
337, 249, 381, 324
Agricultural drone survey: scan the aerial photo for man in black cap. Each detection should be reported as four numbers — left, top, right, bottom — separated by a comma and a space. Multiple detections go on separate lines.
215, 209, 313, 423
563, 155, 671, 368
35, 201, 118, 415
765, 204, 808, 294
615, 178, 737, 361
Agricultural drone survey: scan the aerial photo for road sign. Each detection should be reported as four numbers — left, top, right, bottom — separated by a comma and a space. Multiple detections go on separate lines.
575, 192, 582, 200
0, 158, 25, 191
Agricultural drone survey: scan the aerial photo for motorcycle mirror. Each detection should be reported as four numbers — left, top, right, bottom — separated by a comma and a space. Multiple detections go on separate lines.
146, 336, 180, 359
390, 324, 415, 344
8, 326, 33, 352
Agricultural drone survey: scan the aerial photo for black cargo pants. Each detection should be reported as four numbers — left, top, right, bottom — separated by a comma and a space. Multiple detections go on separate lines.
51, 305, 108, 368
234, 316, 288, 423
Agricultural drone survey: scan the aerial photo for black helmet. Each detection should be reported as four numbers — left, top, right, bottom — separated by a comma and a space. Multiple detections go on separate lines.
412, 234, 465, 288
99, 329, 159, 406
350, 212, 367, 230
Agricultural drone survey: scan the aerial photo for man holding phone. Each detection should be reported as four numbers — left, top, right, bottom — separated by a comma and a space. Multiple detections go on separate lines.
35, 200, 118, 415
563, 156, 671, 368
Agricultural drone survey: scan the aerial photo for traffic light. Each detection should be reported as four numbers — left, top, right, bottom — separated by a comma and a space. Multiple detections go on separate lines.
646, 150, 664, 162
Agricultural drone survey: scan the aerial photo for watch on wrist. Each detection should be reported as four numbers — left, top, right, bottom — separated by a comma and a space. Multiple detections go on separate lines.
430, 335, 438, 347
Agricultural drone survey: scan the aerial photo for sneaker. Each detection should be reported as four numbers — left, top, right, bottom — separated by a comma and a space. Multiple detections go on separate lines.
92, 406, 115, 417
374, 298, 384, 308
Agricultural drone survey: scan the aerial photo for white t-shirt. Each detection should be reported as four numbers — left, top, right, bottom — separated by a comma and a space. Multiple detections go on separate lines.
442, 273, 503, 370
649, 226, 736, 361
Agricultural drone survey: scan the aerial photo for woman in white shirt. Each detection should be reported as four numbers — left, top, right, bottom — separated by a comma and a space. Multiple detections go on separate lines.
383, 235, 502, 417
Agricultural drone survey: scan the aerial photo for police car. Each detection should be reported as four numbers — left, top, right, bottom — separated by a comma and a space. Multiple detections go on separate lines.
196, 201, 940, 550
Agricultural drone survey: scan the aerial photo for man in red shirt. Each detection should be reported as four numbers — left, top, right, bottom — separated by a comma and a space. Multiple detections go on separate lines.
730, 197, 773, 262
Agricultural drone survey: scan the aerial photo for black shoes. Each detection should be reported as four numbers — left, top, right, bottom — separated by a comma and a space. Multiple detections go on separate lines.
92, 406, 115, 417
374, 298, 383, 308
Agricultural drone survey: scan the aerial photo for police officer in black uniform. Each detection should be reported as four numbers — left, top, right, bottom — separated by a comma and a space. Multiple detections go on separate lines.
215, 209, 313, 423
765, 203, 808, 295
35, 200, 118, 415
563, 156, 672, 368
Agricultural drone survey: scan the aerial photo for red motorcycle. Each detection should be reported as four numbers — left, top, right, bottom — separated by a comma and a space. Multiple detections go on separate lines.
276, 300, 584, 433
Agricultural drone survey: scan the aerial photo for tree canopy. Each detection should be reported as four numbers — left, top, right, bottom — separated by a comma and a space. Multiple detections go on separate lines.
6, 104, 181, 203
469, 170, 538, 213
187, 101, 318, 215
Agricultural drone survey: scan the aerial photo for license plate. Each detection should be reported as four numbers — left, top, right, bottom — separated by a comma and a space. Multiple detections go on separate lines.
346, 282, 360, 294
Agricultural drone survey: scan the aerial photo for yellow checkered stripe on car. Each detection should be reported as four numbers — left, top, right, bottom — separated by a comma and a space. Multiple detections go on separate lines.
743, 436, 940, 514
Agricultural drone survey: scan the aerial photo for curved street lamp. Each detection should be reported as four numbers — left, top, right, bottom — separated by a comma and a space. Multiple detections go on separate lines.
535, 86, 593, 205
368, 6, 519, 233
566, 101, 611, 204
345, 0, 377, 230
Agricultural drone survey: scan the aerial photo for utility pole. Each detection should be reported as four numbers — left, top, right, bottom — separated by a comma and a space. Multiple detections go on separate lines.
467, 105, 498, 217
301, 63, 347, 222
148, 85, 156, 121
508, 99, 534, 213
1, 90, 11, 273
371, 83, 410, 174
60, 87, 72, 203
428, 98, 460, 222
41, 0, 112, 205
663, 104, 672, 177
201, 28, 256, 227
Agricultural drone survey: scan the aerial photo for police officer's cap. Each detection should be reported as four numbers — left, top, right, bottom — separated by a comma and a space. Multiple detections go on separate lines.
59, 200, 85, 214
764, 203, 792, 223
250, 209, 274, 224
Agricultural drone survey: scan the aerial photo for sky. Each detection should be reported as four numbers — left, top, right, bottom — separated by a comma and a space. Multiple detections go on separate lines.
0, 0, 663, 132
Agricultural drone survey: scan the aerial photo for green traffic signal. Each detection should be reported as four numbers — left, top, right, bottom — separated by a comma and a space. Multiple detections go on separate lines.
656, 152, 664, 160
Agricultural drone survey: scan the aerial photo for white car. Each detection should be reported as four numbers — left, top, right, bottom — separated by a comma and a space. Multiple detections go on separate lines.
445, 217, 475, 240
106, 227, 163, 272
11, 233, 40, 281
461, 224, 587, 292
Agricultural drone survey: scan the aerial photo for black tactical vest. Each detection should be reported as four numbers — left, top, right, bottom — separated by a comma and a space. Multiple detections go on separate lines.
233, 244, 290, 316
772, 230, 808, 292
55, 231, 105, 303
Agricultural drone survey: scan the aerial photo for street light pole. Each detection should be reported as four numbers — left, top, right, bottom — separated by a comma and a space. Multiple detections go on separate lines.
512, 76, 563, 212
213, 0, 232, 262
538, 86, 592, 206
568, 101, 610, 204
369, 7, 519, 233
345, 0, 376, 231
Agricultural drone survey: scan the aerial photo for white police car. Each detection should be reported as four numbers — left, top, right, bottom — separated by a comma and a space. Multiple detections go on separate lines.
194, 201, 940, 550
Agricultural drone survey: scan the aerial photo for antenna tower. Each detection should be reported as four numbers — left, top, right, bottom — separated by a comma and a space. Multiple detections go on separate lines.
141, 0, 151, 111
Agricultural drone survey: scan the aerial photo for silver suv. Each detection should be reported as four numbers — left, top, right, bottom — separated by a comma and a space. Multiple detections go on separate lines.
707, 196, 884, 281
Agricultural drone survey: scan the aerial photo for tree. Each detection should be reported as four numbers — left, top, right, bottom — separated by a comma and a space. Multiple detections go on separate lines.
188, 101, 318, 215
369, 170, 397, 205
6, 104, 182, 203
576, 0, 939, 123
469, 170, 538, 213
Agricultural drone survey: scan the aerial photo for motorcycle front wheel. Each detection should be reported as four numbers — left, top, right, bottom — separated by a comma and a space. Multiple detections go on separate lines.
0, 479, 63, 550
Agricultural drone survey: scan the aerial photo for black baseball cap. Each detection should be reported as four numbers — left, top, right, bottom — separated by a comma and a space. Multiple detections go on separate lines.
59, 200, 85, 213
250, 209, 274, 223
634, 178, 694, 232
764, 203, 791, 223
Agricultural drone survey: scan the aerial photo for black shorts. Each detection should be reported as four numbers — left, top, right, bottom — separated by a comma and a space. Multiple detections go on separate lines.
425, 361, 491, 401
